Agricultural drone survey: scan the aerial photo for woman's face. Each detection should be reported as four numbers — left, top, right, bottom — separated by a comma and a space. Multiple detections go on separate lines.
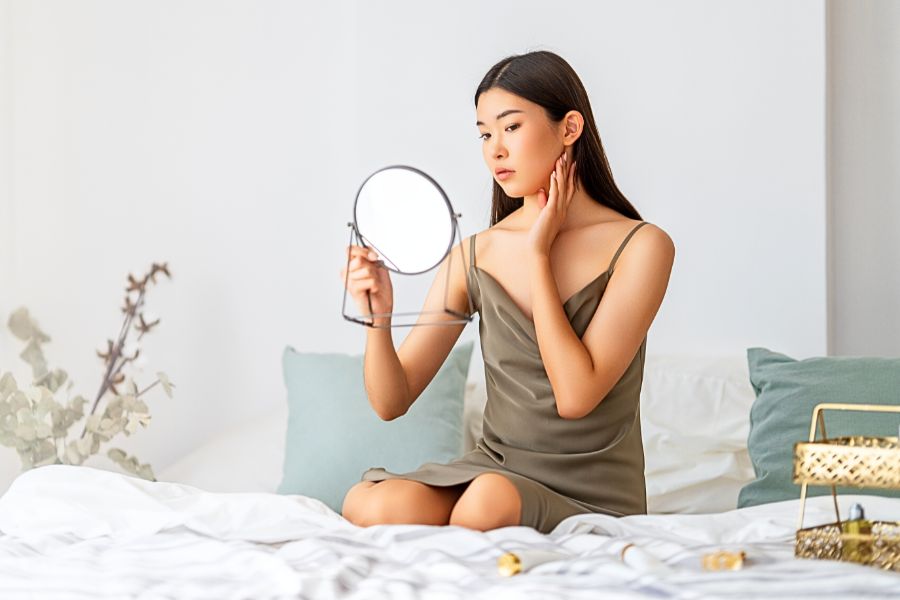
476, 87, 563, 198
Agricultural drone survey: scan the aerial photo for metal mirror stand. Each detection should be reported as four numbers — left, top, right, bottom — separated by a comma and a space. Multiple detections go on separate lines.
341, 211, 476, 328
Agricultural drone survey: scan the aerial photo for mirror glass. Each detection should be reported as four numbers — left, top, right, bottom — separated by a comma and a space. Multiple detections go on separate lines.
354, 166, 454, 274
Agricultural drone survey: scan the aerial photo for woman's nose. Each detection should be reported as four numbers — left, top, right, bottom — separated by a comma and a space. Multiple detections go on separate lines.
485, 137, 506, 160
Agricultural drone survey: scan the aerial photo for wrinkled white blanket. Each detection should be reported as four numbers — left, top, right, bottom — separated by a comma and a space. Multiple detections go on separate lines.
0, 465, 897, 599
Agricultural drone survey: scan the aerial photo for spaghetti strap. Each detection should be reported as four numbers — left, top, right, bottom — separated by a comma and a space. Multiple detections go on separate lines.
608, 221, 649, 275
469, 233, 477, 269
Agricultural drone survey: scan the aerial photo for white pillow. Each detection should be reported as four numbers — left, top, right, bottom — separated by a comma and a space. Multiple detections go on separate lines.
640, 353, 757, 514
158, 404, 287, 493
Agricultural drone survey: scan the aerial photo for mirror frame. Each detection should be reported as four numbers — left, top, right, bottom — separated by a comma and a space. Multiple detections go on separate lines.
352, 164, 456, 276
341, 164, 476, 328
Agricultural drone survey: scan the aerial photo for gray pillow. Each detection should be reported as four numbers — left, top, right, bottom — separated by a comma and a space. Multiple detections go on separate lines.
738, 347, 900, 508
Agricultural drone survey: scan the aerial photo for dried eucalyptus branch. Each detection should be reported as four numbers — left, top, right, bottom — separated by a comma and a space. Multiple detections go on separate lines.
0, 262, 175, 480
84, 262, 170, 435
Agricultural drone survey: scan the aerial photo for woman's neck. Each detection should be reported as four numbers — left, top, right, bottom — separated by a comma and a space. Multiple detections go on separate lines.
516, 186, 617, 232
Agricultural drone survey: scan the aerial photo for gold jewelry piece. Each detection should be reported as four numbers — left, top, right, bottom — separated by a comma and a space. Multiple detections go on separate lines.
701, 550, 746, 571
497, 552, 522, 577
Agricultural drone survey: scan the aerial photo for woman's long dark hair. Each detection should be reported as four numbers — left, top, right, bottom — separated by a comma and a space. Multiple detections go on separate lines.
475, 51, 642, 226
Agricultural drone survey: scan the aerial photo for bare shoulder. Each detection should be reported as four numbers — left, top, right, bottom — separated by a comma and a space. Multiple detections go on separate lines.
615, 220, 675, 273
629, 220, 674, 249
572, 217, 674, 268
459, 222, 505, 265
465, 210, 525, 256
447, 228, 492, 295
632, 221, 675, 254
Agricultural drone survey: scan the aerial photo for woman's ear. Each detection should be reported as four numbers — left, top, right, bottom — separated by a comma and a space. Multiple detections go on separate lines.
562, 110, 584, 144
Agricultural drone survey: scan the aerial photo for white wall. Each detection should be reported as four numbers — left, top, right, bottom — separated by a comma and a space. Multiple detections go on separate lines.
827, 0, 900, 356
1, 0, 830, 486
0, 0, 13, 372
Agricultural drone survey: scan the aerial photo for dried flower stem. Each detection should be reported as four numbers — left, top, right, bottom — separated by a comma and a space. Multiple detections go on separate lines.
74, 262, 170, 444
136, 379, 159, 398
79, 280, 149, 440
81, 263, 171, 438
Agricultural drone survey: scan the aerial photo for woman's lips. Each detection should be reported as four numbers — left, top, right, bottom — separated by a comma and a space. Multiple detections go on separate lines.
496, 170, 514, 181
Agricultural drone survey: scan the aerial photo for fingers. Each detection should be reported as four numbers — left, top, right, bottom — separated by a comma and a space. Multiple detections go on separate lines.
570, 160, 576, 195
546, 175, 555, 210
347, 265, 378, 281
566, 155, 576, 197
550, 155, 563, 209
354, 278, 378, 294
342, 246, 382, 272
340, 269, 379, 294
346, 245, 379, 261
555, 151, 575, 204
341, 245, 385, 293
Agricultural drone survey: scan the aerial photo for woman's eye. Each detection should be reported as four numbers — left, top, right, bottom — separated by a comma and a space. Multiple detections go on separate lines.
478, 123, 519, 141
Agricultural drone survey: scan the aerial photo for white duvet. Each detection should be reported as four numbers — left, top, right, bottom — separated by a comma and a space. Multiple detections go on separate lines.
0, 465, 897, 599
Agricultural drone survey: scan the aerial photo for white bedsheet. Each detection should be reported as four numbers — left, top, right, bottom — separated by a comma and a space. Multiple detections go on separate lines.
0, 465, 897, 599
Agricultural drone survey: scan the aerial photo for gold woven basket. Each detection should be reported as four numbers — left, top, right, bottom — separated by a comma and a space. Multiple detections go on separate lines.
793, 436, 900, 489
796, 520, 900, 571
792, 403, 900, 571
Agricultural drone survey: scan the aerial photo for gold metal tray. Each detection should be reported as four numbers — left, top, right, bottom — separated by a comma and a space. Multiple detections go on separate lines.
796, 520, 900, 571
793, 403, 900, 570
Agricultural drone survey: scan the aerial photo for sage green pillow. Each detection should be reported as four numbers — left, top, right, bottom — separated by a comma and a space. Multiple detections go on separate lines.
277, 340, 474, 513
738, 347, 900, 508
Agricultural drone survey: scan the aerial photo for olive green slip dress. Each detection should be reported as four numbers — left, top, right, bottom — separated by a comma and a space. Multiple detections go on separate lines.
360, 221, 650, 534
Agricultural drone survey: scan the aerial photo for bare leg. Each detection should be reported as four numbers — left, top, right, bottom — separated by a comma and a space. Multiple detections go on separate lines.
342, 479, 469, 526
448, 473, 522, 531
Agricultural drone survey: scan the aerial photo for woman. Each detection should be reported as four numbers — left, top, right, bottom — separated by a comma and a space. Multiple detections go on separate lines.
339, 50, 675, 534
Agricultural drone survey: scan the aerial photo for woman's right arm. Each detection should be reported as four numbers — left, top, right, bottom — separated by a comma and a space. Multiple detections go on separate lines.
362, 326, 409, 421
341, 239, 475, 420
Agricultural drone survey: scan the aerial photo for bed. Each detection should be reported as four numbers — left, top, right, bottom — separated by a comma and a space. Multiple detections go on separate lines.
0, 354, 897, 599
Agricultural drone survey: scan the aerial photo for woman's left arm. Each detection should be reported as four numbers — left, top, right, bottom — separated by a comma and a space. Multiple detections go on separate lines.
530, 226, 674, 419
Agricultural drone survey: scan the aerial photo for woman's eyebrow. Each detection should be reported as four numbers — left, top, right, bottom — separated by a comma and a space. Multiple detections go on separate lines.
475, 109, 524, 126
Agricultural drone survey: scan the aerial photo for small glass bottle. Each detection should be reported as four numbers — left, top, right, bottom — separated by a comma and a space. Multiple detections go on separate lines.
840, 502, 873, 563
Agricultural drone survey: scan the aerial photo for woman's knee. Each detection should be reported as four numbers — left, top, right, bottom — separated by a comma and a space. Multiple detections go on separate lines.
342, 479, 465, 527
448, 473, 522, 531
341, 481, 376, 523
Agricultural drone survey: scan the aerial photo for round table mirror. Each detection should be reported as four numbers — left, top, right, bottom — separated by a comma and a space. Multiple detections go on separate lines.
342, 165, 474, 328
355, 166, 454, 274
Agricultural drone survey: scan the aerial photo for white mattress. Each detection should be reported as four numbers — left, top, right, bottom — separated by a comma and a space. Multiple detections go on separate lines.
0, 465, 897, 599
